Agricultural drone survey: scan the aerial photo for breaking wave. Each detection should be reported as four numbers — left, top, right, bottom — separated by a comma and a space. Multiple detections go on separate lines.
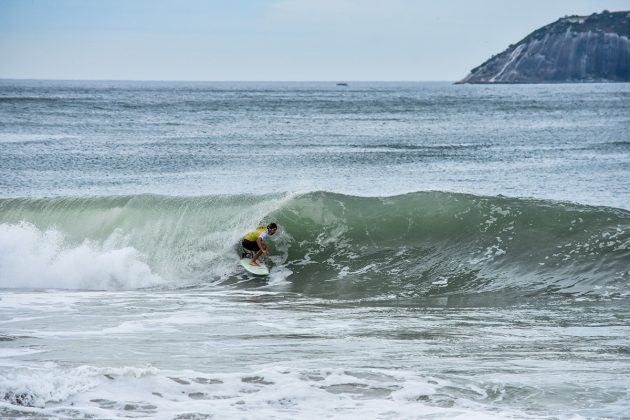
1, 192, 628, 300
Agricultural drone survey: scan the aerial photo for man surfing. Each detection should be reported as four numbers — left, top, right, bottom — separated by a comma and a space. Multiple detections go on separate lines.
241, 223, 278, 266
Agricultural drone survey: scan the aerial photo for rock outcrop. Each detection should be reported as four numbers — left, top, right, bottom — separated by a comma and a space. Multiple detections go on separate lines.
459, 10, 630, 83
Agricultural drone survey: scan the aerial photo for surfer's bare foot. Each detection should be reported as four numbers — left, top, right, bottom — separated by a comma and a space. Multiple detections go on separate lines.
250, 261, 259, 266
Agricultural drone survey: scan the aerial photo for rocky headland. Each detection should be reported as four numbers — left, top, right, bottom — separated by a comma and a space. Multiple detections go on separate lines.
459, 10, 630, 83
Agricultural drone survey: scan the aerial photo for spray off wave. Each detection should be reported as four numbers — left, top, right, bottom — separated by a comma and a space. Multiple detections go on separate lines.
1, 192, 628, 300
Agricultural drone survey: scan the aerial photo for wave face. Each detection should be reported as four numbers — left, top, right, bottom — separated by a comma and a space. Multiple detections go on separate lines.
0, 194, 292, 290
273, 192, 630, 300
1, 192, 629, 300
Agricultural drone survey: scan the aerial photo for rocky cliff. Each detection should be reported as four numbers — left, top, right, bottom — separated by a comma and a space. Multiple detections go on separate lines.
459, 10, 630, 83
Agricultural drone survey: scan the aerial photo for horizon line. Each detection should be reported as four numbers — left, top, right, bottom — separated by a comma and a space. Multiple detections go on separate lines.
0, 77, 457, 83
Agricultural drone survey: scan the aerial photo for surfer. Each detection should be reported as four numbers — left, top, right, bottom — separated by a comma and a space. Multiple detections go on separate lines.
241, 223, 278, 266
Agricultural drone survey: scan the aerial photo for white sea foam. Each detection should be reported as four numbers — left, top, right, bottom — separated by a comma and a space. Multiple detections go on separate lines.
0, 365, 157, 409
0, 363, 528, 419
0, 222, 164, 290
0, 348, 46, 358
1, 287, 628, 418
266, 265, 293, 288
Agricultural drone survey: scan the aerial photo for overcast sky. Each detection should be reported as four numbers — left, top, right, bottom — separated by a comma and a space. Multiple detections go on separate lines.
1, 0, 628, 81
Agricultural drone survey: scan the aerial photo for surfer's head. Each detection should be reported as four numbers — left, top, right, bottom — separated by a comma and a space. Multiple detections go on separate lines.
267, 223, 278, 234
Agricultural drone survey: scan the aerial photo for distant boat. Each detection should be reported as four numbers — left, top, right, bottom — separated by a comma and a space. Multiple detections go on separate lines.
336, 82, 348, 86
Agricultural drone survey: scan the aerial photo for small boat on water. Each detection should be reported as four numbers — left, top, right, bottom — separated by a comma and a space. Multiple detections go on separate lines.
336, 82, 348, 86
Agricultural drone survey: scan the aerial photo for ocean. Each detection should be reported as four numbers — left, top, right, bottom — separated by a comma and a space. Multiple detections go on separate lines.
0, 80, 629, 419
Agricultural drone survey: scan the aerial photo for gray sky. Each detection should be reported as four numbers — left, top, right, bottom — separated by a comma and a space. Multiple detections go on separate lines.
1, 0, 628, 81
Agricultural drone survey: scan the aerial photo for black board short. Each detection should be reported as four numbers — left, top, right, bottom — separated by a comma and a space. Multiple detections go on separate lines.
242, 239, 260, 252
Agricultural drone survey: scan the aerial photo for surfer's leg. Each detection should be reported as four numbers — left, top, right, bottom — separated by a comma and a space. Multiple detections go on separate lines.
250, 250, 262, 265
242, 239, 258, 259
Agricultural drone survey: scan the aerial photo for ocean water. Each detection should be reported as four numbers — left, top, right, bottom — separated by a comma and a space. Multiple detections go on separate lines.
0, 80, 629, 419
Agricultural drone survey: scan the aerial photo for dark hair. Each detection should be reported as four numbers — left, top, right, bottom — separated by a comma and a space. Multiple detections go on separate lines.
267, 223, 278, 230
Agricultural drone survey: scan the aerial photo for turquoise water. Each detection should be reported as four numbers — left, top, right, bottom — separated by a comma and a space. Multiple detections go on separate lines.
0, 81, 629, 418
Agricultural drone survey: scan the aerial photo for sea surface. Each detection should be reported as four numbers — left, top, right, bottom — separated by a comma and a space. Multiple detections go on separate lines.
1, 80, 629, 419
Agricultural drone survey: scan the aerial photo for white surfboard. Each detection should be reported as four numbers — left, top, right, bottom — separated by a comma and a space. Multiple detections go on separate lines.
240, 258, 270, 276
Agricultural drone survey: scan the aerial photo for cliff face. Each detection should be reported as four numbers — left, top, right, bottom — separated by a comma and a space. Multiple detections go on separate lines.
459, 11, 630, 83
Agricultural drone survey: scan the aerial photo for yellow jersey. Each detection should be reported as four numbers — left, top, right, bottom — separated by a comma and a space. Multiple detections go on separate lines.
243, 227, 267, 242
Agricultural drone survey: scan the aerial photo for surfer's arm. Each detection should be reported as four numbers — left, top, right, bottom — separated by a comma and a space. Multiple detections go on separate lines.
257, 236, 268, 254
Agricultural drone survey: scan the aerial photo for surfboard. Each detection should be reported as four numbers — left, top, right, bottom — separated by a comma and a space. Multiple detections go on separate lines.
240, 258, 270, 276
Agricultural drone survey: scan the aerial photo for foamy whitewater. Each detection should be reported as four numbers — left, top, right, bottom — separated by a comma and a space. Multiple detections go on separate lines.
1, 81, 629, 419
